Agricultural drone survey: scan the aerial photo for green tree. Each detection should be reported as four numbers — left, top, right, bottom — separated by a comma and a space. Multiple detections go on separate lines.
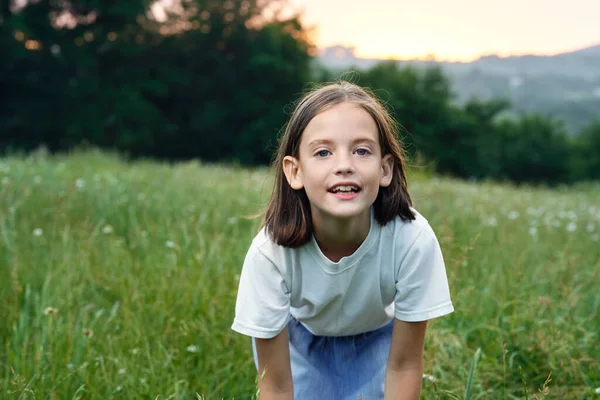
0, 0, 314, 164
462, 98, 511, 179
147, 1, 313, 163
0, 0, 166, 153
571, 120, 600, 181
497, 115, 572, 184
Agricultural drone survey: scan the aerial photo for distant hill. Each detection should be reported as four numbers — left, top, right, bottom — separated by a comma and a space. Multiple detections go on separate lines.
444, 44, 600, 78
563, 44, 600, 57
315, 44, 600, 134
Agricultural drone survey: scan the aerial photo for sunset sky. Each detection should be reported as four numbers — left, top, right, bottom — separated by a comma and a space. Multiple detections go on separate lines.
290, 0, 600, 61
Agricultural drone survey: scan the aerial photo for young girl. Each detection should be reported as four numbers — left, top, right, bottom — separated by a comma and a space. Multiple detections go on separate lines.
231, 81, 454, 399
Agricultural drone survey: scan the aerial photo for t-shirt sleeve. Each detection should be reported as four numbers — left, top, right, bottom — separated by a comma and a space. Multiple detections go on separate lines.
231, 244, 291, 339
394, 224, 454, 322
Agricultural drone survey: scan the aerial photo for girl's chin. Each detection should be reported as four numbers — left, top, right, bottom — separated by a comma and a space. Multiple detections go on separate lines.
315, 206, 371, 221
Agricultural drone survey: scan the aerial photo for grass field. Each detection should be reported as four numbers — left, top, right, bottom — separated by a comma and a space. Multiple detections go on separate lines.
1, 151, 599, 399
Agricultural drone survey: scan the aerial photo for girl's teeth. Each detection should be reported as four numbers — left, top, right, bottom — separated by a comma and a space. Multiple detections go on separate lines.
333, 185, 357, 193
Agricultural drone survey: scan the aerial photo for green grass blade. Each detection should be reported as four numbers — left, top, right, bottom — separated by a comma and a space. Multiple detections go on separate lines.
464, 348, 482, 400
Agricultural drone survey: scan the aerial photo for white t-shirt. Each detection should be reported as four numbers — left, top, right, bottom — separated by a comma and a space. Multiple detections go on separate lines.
231, 208, 454, 339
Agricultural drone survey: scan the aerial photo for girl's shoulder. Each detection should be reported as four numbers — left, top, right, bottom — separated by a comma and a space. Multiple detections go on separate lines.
389, 207, 435, 236
245, 226, 294, 267
387, 207, 441, 253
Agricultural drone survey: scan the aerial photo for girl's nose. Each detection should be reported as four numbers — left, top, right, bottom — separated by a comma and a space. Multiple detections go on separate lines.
334, 154, 355, 175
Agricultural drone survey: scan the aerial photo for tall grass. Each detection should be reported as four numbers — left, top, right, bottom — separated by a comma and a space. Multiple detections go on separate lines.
1, 151, 599, 399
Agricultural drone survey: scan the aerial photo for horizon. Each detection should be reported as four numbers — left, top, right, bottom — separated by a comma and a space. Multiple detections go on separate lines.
314, 41, 600, 63
291, 0, 600, 62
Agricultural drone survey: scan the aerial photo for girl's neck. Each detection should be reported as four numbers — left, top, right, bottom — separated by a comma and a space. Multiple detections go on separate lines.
311, 210, 371, 262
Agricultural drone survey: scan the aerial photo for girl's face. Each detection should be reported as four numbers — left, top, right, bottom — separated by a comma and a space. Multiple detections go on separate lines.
283, 102, 394, 226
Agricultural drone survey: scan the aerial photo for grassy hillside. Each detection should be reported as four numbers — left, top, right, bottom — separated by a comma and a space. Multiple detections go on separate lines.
1, 151, 599, 399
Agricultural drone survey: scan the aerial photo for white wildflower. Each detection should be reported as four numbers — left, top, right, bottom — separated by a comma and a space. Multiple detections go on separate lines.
165, 240, 176, 248
116, 386, 122, 392
508, 210, 520, 220
131, 348, 139, 355
566, 222, 577, 232
43, 307, 58, 315
558, 211, 567, 219
118, 368, 126, 375
587, 223, 595, 233
102, 225, 114, 234
422, 373, 437, 382
75, 178, 85, 189
529, 227, 538, 237
484, 217, 497, 226
186, 345, 199, 353
33, 228, 43, 237
595, 387, 600, 394
33, 175, 42, 184
140, 378, 147, 385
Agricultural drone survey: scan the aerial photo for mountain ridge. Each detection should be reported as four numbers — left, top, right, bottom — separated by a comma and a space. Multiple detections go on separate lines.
317, 43, 600, 77
318, 42, 600, 60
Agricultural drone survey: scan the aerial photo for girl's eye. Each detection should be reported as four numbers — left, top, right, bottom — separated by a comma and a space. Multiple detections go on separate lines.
355, 148, 370, 156
316, 150, 330, 157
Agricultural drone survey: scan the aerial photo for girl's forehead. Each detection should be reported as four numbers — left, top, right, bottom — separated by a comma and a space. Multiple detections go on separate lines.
300, 103, 379, 145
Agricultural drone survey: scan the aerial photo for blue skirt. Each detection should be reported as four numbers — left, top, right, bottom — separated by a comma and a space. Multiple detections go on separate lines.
252, 316, 394, 399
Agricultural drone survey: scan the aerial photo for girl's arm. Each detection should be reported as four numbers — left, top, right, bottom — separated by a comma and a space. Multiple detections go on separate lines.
254, 327, 294, 400
384, 319, 428, 400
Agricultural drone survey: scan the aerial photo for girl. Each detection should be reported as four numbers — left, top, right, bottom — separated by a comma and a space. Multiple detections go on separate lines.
232, 81, 454, 399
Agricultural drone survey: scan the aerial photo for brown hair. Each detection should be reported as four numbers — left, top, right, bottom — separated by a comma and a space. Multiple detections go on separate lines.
261, 81, 414, 247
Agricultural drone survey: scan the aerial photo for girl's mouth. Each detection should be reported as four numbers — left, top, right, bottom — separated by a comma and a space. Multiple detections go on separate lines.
328, 186, 361, 200
328, 184, 361, 193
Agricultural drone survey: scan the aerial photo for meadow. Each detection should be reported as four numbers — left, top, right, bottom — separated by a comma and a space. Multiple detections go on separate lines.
1, 151, 599, 399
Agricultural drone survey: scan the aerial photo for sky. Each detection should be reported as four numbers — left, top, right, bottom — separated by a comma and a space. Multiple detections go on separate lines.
290, 0, 600, 61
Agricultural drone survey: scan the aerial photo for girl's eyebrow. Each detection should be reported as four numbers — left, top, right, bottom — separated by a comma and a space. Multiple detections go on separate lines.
308, 138, 377, 148
307, 139, 333, 148
353, 138, 377, 146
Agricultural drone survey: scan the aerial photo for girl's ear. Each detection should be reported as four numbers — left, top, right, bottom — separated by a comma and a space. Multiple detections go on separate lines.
283, 156, 304, 190
380, 154, 394, 187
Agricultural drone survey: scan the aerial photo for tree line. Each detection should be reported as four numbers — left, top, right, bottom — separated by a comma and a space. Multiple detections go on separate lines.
1, 0, 599, 184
